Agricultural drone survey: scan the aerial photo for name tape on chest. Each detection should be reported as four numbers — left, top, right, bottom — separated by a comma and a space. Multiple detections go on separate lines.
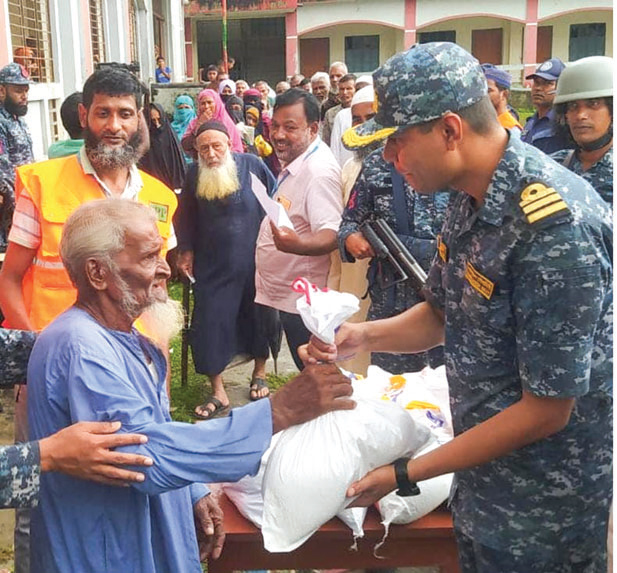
437, 235, 448, 262
519, 183, 569, 225
148, 201, 169, 223
465, 263, 495, 300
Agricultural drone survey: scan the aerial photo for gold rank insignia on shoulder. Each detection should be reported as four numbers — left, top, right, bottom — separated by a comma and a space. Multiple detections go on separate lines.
465, 263, 495, 300
519, 182, 570, 225
148, 201, 169, 223
437, 235, 448, 262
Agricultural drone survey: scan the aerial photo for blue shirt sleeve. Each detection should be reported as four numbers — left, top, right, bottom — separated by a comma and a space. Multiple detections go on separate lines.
65, 349, 273, 496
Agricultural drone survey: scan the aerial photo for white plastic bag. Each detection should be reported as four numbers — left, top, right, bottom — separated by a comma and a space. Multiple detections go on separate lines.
221, 432, 367, 541
292, 277, 359, 344
352, 365, 453, 444
261, 397, 431, 552
220, 434, 280, 528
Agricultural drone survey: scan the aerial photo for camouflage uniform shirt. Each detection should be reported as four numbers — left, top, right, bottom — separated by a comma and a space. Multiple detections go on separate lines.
0, 104, 33, 248
339, 148, 450, 372
551, 146, 613, 205
0, 328, 39, 508
424, 134, 613, 559
0, 104, 34, 194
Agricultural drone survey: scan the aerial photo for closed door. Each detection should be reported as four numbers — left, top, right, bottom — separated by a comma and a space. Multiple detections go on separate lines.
300, 37, 329, 78
472, 28, 503, 65
537, 26, 553, 64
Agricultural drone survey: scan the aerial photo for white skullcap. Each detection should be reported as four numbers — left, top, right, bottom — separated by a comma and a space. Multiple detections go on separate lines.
355, 75, 373, 86
351, 85, 374, 107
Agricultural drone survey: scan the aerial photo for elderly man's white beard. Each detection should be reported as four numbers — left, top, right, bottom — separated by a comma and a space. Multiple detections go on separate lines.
196, 151, 240, 200
139, 300, 184, 344
116, 276, 184, 343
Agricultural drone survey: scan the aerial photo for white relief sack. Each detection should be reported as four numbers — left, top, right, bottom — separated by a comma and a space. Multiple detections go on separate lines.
261, 397, 431, 552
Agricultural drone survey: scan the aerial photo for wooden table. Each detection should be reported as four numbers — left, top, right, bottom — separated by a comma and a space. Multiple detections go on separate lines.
209, 493, 460, 572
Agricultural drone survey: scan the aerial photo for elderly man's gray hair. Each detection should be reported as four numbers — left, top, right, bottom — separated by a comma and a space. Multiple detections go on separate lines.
60, 199, 158, 288
310, 71, 330, 87
329, 61, 348, 74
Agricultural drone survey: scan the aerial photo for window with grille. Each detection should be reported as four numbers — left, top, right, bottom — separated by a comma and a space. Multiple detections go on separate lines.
344, 36, 379, 73
128, 0, 138, 64
48, 98, 60, 142
89, 0, 106, 65
7, 0, 54, 83
569, 23, 606, 61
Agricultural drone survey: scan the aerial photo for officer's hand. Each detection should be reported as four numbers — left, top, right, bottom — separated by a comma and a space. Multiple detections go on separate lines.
346, 463, 397, 507
193, 494, 225, 561
345, 232, 375, 259
298, 322, 366, 365
270, 222, 304, 255
38, 421, 153, 485
270, 363, 355, 433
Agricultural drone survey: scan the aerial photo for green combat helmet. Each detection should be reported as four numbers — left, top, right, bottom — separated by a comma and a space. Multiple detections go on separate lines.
554, 56, 613, 105
554, 56, 613, 151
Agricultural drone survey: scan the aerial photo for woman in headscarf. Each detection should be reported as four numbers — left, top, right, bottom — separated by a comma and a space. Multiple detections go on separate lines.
218, 79, 236, 103
225, 95, 244, 124
138, 102, 187, 191
170, 95, 196, 141
181, 88, 243, 157
241, 97, 281, 176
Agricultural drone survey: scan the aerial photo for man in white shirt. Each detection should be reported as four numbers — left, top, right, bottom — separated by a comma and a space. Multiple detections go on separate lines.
255, 89, 343, 369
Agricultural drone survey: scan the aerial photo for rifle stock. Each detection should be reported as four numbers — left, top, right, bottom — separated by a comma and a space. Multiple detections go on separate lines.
360, 218, 427, 293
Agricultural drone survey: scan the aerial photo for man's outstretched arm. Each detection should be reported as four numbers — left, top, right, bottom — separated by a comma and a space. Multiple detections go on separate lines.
0, 422, 152, 509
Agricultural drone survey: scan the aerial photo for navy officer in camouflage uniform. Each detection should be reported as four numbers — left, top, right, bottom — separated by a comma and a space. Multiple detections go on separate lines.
338, 147, 449, 373
0, 328, 152, 508
0, 62, 34, 250
551, 55, 613, 205
304, 42, 612, 572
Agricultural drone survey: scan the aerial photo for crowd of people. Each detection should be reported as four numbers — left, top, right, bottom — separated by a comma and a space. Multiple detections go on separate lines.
0, 40, 612, 573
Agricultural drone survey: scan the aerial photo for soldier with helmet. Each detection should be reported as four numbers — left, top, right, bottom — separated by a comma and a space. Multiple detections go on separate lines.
0, 62, 34, 250
306, 42, 613, 572
551, 56, 613, 204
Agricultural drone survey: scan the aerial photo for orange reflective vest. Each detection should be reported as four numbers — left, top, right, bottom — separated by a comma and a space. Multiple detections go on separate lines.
15, 154, 177, 331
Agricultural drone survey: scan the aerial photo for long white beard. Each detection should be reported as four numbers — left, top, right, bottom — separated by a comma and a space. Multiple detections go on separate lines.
139, 299, 185, 345
115, 274, 184, 344
196, 151, 240, 200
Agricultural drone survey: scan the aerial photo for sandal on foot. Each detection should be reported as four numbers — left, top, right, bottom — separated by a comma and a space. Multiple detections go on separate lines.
193, 396, 229, 420
249, 377, 270, 401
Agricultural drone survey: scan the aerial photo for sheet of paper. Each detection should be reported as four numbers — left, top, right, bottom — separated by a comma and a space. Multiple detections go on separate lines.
251, 173, 294, 230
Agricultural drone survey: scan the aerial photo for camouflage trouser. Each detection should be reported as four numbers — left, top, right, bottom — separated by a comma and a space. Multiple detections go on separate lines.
454, 527, 608, 573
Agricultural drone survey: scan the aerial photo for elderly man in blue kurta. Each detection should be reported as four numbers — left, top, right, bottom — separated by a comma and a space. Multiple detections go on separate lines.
27, 198, 354, 573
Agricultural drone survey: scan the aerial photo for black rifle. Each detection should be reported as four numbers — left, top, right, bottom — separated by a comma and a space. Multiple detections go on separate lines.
360, 218, 427, 293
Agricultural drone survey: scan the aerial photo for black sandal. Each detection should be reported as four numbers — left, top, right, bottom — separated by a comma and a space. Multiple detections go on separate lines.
193, 396, 230, 420
249, 378, 270, 401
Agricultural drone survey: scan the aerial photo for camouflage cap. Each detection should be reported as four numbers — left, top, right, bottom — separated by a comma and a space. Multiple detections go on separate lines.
343, 42, 487, 150
0, 62, 32, 85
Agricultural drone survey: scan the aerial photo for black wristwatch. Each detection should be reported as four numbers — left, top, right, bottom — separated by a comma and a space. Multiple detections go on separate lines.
393, 457, 421, 497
